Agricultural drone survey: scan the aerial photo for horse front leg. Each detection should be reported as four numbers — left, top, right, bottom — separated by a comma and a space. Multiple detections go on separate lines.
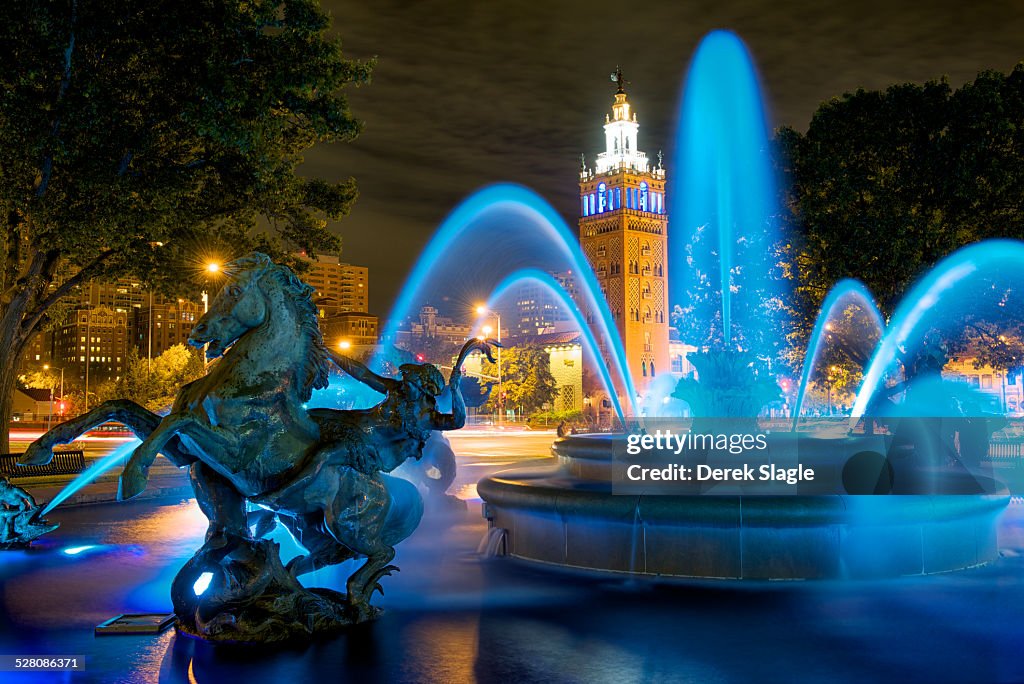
19, 400, 189, 466
118, 414, 237, 500
191, 461, 248, 542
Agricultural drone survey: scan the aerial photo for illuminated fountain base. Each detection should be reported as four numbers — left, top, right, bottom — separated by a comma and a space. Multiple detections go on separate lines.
478, 434, 1010, 580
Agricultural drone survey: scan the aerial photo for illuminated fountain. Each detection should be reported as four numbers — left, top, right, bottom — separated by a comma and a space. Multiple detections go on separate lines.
24, 29, 1013, 589
476, 30, 1010, 579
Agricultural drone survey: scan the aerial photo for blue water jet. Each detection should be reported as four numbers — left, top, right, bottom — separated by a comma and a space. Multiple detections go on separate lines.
477, 268, 634, 420
376, 184, 633, 406
852, 239, 1024, 425
671, 30, 784, 354
41, 439, 139, 515
792, 279, 884, 428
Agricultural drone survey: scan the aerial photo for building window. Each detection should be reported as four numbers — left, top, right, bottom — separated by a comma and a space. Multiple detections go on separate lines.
641, 361, 647, 377
639, 182, 649, 211
614, 187, 621, 209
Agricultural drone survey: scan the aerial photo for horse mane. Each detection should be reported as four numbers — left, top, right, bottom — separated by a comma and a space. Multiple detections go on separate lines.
228, 253, 331, 401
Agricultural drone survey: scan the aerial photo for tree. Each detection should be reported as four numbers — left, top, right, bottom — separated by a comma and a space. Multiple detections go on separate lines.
0, 0, 372, 450
18, 369, 60, 391
397, 334, 460, 367
111, 344, 206, 410
480, 345, 557, 415
779, 65, 1024, 375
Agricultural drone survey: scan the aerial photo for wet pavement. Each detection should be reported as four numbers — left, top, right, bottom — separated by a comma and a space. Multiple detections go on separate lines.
3, 430, 1024, 683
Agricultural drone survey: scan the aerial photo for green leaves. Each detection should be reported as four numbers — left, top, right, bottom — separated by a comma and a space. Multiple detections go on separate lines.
781, 63, 1024, 375
0, 0, 368, 276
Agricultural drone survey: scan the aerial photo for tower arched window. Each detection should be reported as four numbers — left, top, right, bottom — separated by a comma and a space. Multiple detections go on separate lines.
590, 193, 596, 215
639, 182, 649, 211
614, 139, 618, 152
614, 187, 621, 210
641, 361, 647, 377
582, 197, 588, 217
598, 183, 607, 213
650, 361, 656, 377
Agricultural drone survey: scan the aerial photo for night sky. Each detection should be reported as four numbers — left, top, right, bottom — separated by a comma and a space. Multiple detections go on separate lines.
303, 0, 1024, 316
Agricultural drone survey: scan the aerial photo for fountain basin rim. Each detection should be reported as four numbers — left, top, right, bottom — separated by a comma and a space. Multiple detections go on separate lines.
478, 469, 1010, 527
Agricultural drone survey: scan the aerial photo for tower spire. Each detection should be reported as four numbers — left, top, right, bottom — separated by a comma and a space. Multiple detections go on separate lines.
611, 66, 628, 94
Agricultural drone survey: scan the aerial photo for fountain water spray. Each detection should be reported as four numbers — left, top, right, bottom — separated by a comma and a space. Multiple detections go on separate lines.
792, 279, 884, 428
478, 268, 633, 421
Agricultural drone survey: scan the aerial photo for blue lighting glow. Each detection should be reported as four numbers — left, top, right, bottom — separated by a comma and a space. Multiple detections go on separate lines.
476, 268, 632, 421
62, 545, 98, 556
193, 571, 214, 596
852, 239, 1024, 424
792, 279, 884, 427
374, 183, 638, 414
42, 438, 140, 515
671, 29, 784, 351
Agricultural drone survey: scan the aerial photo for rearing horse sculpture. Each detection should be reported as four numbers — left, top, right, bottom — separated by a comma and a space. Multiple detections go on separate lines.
21, 253, 495, 641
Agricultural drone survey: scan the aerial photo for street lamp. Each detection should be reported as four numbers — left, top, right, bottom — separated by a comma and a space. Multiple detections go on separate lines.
338, 340, 351, 352
476, 304, 502, 423
827, 365, 840, 416
43, 364, 65, 428
202, 261, 222, 314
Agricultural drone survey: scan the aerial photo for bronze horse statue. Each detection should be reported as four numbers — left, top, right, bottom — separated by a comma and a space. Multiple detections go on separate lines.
21, 253, 495, 641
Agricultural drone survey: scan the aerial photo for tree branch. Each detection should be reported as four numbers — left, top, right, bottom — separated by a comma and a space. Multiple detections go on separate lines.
20, 248, 115, 338
35, 0, 77, 198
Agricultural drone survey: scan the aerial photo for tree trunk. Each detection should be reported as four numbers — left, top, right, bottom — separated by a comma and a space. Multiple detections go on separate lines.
0, 344, 22, 454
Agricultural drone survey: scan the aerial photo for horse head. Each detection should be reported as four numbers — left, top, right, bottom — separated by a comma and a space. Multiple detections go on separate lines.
189, 253, 274, 359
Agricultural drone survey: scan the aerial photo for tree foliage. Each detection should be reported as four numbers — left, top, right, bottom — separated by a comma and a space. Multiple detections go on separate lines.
0, 0, 371, 449
780, 64, 1024, 374
98, 344, 206, 410
480, 345, 557, 414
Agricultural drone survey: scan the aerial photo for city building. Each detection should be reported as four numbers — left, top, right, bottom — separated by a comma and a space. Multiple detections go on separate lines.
536, 331, 583, 413
396, 306, 474, 346
578, 72, 670, 392
513, 270, 578, 340
669, 328, 697, 378
76, 278, 148, 313
133, 297, 204, 359
944, 357, 1024, 415
51, 305, 130, 392
320, 311, 380, 350
297, 253, 369, 316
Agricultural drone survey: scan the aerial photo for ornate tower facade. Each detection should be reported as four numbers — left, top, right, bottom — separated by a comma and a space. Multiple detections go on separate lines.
579, 71, 669, 394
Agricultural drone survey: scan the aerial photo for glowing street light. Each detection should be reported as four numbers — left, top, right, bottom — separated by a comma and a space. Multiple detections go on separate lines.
43, 364, 65, 427
338, 340, 352, 351
206, 261, 221, 274
475, 304, 503, 423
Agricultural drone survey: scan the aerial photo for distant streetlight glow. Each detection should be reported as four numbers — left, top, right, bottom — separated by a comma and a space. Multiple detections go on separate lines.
482, 325, 493, 336
339, 340, 351, 351
206, 262, 221, 274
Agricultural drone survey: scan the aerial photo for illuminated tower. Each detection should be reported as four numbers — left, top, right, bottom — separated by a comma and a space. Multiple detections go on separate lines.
579, 69, 669, 394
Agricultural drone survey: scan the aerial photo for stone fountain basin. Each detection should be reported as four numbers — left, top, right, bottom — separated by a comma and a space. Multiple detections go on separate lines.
477, 433, 1010, 580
